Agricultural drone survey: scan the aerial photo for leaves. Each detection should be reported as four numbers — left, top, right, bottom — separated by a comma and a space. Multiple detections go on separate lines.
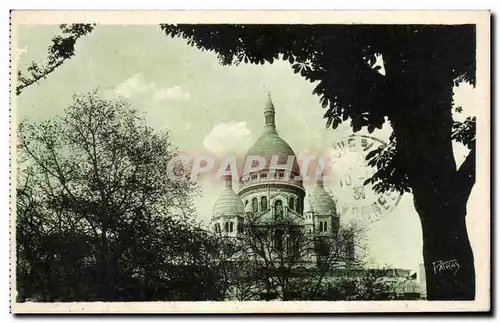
452, 116, 476, 149
16, 91, 224, 301
16, 23, 96, 95
364, 137, 411, 194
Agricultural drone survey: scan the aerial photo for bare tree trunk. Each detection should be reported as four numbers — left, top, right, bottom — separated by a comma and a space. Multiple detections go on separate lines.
415, 193, 475, 300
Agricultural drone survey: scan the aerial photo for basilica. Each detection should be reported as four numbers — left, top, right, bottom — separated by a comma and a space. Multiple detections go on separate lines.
210, 95, 353, 260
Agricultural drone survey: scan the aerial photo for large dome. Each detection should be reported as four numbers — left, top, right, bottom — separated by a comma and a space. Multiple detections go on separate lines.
246, 132, 300, 170
213, 178, 244, 217
242, 95, 300, 175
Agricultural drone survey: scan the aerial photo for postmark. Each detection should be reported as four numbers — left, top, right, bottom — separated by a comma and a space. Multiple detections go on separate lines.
323, 135, 403, 224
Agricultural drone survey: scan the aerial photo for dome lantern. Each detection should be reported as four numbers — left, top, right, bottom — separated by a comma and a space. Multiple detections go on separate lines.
264, 92, 277, 134
224, 174, 233, 188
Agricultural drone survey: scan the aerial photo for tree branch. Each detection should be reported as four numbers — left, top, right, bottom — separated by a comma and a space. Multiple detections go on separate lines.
16, 24, 96, 95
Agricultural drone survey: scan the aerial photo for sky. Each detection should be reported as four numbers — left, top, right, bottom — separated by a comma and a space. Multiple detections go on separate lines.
14, 25, 478, 271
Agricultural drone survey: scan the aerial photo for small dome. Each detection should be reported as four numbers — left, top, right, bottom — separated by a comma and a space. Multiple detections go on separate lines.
309, 180, 337, 216
213, 177, 244, 217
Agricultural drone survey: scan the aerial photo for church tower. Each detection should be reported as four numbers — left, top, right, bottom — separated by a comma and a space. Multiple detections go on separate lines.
238, 95, 305, 222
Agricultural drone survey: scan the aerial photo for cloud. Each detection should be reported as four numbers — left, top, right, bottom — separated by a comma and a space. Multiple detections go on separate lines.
111, 73, 189, 101
153, 85, 190, 101
112, 73, 156, 98
203, 122, 253, 156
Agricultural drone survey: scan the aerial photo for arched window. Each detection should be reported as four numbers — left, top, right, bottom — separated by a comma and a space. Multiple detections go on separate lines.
296, 199, 300, 213
252, 197, 258, 213
289, 197, 295, 211
214, 223, 221, 233
261, 196, 268, 211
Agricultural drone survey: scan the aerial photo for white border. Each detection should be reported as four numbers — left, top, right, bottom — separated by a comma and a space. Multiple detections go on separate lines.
9, 9, 491, 314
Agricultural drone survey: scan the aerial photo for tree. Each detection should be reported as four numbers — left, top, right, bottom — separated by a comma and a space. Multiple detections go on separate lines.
159, 24, 478, 300
16, 90, 222, 301
352, 268, 393, 301
298, 222, 367, 300
206, 232, 264, 301
236, 216, 308, 300
15, 23, 479, 300
214, 215, 364, 301
315, 267, 387, 301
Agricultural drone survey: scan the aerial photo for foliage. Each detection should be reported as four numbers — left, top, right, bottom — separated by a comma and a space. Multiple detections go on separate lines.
452, 117, 476, 149
16, 90, 225, 301
16, 24, 96, 95
363, 134, 411, 194
160, 24, 474, 127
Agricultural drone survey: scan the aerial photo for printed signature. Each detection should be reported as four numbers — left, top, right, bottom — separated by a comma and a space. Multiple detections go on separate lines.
432, 259, 460, 275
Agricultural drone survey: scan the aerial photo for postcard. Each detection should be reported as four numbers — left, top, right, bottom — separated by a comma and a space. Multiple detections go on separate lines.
10, 10, 490, 313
